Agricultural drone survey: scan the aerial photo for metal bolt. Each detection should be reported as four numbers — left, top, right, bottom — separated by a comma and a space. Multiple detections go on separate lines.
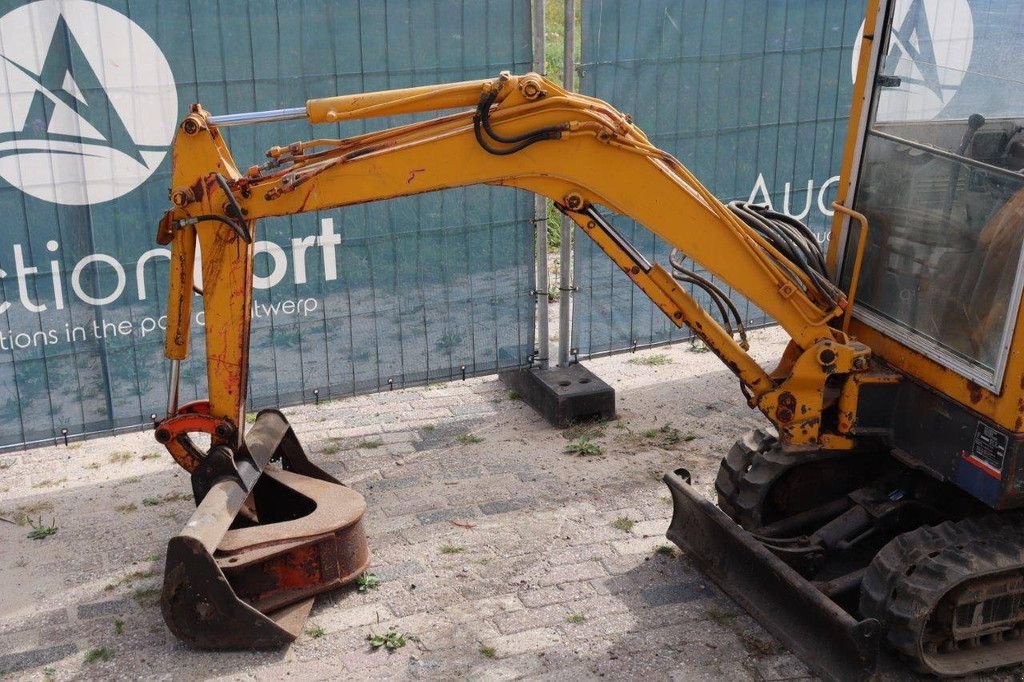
155, 429, 171, 444
181, 117, 202, 135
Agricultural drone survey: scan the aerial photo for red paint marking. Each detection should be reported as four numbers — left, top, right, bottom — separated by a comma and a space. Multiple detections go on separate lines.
407, 167, 426, 184
962, 452, 1002, 480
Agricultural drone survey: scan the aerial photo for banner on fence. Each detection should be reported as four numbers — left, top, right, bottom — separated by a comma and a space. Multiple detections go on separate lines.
0, 0, 536, 449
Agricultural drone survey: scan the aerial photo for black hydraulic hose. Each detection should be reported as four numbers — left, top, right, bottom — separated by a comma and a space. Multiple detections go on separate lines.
476, 89, 567, 144
669, 249, 748, 348
472, 89, 565, 156
175, 214, 252, 244
473, 115, 560, 155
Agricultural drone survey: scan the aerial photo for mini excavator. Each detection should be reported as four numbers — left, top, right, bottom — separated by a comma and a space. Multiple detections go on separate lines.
154, 0, 1024, 677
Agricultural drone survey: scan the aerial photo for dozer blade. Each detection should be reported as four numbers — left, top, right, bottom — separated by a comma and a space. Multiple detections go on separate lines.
663, 468, 881, 682
161, 410, 369, 649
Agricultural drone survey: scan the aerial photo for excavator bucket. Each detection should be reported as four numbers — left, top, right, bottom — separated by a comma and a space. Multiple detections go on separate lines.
160, 410, 370, 649
663, 468, 881, 682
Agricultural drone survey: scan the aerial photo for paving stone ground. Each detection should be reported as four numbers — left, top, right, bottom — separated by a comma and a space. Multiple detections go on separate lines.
2, 327, 1014, 681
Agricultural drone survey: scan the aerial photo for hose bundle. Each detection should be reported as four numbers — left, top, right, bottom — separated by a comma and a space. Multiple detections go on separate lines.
669, 249, 750, 350
669, 202, 841, 349
725, 200, 842, 310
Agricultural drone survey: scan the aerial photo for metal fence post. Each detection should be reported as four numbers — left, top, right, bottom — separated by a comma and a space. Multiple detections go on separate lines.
532, 0, 550, 368
557, 0, 576, 368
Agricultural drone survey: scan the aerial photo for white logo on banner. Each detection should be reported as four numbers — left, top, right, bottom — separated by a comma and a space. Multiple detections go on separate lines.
0, 0, 178, 205
852, 0, 973, 120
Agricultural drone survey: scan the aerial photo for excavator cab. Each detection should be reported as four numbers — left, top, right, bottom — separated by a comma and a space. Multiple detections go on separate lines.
842, 0, 1024, 405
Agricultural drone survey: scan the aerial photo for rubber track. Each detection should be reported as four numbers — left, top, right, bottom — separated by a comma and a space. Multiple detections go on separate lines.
715, 428, 839, 530
860, 514, 1024, 675
715, 429, 773, 524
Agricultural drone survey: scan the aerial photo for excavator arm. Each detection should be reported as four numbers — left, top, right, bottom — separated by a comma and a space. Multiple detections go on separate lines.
158, 72, 870, 461
153, 71, 880, 652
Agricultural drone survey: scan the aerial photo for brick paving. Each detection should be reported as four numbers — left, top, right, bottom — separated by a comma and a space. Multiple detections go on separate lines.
0, 327, 842, 680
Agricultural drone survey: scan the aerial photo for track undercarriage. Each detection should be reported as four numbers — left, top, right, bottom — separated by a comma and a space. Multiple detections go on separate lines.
666, 429, 1024, 680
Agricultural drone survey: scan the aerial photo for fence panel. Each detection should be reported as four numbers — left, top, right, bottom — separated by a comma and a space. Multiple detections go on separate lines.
0, 0, 535, 449
573, 0, 865, 357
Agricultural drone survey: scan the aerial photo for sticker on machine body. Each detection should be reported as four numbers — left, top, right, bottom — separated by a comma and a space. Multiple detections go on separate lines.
963, 422, 1008, 479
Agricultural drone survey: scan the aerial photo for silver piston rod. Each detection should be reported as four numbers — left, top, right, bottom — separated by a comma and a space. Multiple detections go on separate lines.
207, 107, 306, 127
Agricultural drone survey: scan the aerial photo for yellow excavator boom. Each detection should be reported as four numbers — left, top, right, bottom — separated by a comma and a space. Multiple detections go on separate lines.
158, 72, 870, 458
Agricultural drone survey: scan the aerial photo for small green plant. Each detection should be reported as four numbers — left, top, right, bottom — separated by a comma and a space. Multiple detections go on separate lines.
627, 353, 672, 366
142, 492, 192, 507
116, 475, 142, 486
84, 462, 102, 470
131, 586, 160, 605
440, 544, 465, 555
2, 501, 53, 526
562, 419, 607, 441
245, 412, 257, 424
455, 433, 483, 445
547, 285, 560, 303
0, 458, 14, 470
564, 436, 602, 456
109, 451, 133, 464
141, 453, 161, 461
357, 439, 384, 449
306, 625, 326, 639
703, 606, 738, 627
655, 544, 677, 557
546, 201, 562, 251
422, 424, 437, 432
105, 569, 156, 591
367, 626, 407, 651
114, 503, 137, 513
479, 645, 497, 658
741, 633, 779, 657
43, 666, 56, 681
610, 517, 635, 533
144, 553, 160, 562
507, 389, 521, 401
566, 614, 587, 624
26, 516, 57, 540
84, 647, 112, 664
114, 619, 125, 635
322, 443, 341, 456
689, 338, 710, 353
356, 572, 381, 592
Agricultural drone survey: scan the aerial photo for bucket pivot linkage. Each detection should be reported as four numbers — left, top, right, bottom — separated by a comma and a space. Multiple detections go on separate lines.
155, 406, 369, 649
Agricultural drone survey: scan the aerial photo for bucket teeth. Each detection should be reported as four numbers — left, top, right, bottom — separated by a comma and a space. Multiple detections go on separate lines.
159, 410, 369, 649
